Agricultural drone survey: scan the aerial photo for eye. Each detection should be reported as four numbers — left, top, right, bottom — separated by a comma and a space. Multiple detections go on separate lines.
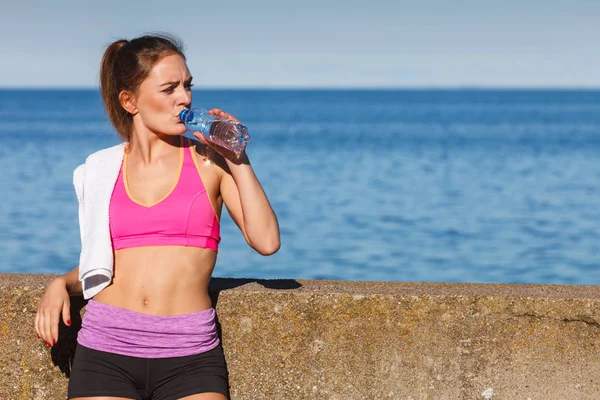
162, 86, 176, 94
185, 83, 194, 91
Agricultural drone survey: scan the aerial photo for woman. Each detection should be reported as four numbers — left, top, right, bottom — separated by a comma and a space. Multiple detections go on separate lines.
34, 34, 280, 400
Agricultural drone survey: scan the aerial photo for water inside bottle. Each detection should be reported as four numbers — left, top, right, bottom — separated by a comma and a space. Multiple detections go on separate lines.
208, 121, 249, 153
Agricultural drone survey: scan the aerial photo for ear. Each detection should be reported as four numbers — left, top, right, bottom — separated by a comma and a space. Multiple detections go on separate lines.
119, 90, 138, 115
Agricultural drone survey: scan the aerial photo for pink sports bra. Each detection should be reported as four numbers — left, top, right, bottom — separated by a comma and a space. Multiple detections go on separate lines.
109, 137, 220, 252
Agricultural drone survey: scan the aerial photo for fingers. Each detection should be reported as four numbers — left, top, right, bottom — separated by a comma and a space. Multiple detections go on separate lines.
193, 132, 219, 152
208, 108, 240, 122
49, 308, 59, 346
36, 307, 53, 347
195, 135, 238, 160
192, 126, 243, 161
35, 303, 67, 347
34, 311, 40, 339
36, 307, 47, 344
43, 307, 55, 346
193, 132, 208, 145
193, 132, 231, 155
62, 298, 71, 328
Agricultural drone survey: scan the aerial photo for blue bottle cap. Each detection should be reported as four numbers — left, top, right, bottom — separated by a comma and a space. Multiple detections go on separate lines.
179, 109, 191, 122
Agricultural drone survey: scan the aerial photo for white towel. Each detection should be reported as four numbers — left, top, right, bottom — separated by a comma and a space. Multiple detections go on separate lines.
73, 143, 126, 299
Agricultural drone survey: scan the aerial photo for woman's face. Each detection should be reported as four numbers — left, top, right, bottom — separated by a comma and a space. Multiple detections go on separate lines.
133, 53, 193, 137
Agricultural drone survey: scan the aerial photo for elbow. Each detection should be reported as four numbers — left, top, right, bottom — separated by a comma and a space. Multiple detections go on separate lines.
253, 236, 281, 256
246, 220, 281, 256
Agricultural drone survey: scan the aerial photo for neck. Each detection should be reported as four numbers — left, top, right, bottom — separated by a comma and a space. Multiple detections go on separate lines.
127, 131, 181, 165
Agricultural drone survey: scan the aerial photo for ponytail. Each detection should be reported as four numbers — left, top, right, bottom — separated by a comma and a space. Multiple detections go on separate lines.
100, 40, 130, 142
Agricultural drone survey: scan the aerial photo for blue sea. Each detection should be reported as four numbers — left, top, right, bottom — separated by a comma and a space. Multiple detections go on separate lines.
1, 89, 599, 285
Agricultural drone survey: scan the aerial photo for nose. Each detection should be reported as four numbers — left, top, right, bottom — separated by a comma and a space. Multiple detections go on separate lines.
177, 86, 192, 106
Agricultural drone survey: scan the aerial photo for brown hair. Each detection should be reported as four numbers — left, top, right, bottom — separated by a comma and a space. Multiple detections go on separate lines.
99, 34, 186, 142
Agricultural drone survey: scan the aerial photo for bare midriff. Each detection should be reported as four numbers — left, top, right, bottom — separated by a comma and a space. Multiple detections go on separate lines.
93, 245, 217, 316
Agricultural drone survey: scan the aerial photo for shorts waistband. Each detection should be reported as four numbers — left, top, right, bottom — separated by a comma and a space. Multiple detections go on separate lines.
77, 300, 220, 358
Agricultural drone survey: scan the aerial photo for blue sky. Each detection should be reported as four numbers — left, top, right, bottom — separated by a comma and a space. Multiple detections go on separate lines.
2, 0, 599, 88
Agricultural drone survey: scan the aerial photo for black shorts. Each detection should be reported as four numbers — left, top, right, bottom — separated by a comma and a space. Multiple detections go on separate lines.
68, 344, 230, 400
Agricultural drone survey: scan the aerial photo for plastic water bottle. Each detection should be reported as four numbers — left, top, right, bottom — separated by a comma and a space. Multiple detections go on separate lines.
179, 109, 250, 154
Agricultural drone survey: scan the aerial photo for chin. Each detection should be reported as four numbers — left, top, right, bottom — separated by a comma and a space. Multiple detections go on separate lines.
172, 126, 188, 136
156, 130, 186, 139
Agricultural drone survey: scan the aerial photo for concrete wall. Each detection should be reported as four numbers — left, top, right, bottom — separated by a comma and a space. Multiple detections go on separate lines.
1, 274, 599, 400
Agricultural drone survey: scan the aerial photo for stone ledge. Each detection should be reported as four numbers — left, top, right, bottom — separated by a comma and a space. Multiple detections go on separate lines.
1, 274, 599, 399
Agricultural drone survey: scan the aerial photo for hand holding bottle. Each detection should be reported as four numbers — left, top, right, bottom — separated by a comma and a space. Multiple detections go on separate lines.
180, 108, 250, 157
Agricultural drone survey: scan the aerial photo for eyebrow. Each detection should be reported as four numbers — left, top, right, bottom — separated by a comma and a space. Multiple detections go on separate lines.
160, 77, 193, 87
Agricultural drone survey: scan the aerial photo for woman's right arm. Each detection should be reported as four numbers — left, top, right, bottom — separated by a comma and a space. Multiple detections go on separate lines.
34, 266, 81, 347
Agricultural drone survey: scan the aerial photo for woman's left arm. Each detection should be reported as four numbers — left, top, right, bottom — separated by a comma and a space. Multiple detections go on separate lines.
194, 109, 280, 256
220, 154, 280, 255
